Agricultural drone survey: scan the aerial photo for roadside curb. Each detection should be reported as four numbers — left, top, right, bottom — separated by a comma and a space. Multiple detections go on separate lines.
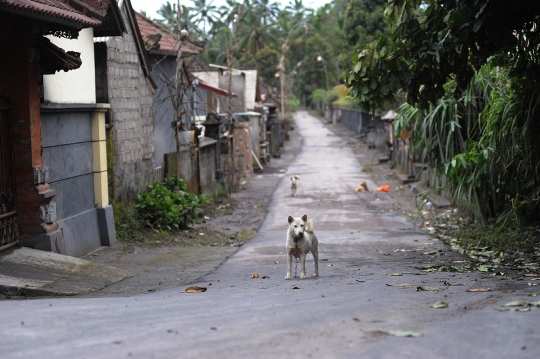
0, 247, 132, 298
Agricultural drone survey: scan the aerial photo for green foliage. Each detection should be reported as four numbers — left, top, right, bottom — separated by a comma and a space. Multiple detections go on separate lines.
112, 200, 145, 242
338, 0, 387, 80
254, 46, 280, 85
348, 0, 540, 111
286, 93, 301, 111
134, 175, 208, 232
397, 62, 540, 225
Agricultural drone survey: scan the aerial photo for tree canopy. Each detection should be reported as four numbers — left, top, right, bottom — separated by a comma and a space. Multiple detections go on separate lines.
348, 0, 540, 111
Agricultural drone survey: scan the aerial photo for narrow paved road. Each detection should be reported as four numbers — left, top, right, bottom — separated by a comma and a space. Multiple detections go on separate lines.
2, 111, 538, 359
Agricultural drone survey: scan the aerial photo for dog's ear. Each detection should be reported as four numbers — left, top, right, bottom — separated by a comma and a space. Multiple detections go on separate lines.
301, 214, 307, 222
288, 216, 294, 224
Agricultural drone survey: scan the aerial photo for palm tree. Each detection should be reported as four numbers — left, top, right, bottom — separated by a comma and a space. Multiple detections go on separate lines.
218, 0, 243, 27
190, 0, 219, 34
252, 0, 280, 25
156, 2, 203, 38
286, 0, 311, 20
236, 7, 276, 55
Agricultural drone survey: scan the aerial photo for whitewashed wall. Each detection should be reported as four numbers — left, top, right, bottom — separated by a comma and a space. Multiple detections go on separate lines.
43, 28, 96, 104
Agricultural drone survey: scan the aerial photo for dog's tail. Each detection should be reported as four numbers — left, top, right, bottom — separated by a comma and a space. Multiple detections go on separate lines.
305, 219, 314, 233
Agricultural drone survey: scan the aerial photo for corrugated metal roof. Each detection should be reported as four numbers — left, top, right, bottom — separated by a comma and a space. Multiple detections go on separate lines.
0, 0, 103, 27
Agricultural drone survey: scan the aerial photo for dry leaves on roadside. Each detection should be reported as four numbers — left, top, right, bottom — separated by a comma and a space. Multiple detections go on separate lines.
386, 283, 415, 287
431, 301, 448, 309
374, 330, 423, 338
416, 286, 443, 292
252, 273, 259, 278
467, 288, 491, 292
497, 299, 540, 312
184, 286, 207, 293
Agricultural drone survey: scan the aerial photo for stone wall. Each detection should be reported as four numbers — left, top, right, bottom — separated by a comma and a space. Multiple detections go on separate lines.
106, 4, 155, 202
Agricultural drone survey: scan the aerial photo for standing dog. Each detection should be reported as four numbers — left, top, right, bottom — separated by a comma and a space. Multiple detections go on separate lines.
285, 214, 319, 279
290, 175, 300, 196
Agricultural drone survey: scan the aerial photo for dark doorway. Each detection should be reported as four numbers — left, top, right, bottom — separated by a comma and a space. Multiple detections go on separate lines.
0, 95, 19, 250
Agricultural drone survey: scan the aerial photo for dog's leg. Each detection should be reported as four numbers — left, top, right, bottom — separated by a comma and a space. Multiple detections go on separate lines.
300, 253, 307, 279
285, 253, 292, 280
312, 246, 319, 277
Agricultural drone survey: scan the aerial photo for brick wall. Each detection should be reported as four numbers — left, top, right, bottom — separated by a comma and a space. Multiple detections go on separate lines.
106, 5, 154, 201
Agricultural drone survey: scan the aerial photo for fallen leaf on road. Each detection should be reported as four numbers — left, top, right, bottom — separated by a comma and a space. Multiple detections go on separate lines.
416, 286, 443, 292
423, 251, 437, 255
386, 283, 415, 287
252, 273, 259, 278
442, 281, 465, 286
389, 273, 403, 276
467, 288, 491, 292
262, 276, 270, 279
395, 249, 415, 252
431, 301, 448, 309
292, 286, 300, 289
184, 286, 207, 293
380, 330, 423, 338
529, 293, 537, 297
504, 300, 540, 307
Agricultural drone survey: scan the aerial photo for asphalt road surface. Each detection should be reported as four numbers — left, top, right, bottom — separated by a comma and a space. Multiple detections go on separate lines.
1, 111, 539, 359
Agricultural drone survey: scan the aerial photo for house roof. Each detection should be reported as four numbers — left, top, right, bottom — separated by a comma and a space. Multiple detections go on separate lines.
123, 0, 155, 91
93, 0, 125, 37
0, 0, 109, 28
195, 79, 233, 98
135, 12, 202, 57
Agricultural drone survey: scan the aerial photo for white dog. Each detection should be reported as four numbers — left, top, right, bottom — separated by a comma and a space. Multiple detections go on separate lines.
285, 214, 319, 279
290, 175, 300, 196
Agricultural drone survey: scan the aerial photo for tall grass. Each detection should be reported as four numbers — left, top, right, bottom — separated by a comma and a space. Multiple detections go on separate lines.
396, 62, 540, 226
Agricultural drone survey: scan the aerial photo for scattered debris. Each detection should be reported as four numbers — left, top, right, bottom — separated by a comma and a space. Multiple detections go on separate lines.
386, 283, 415, 287
373, 329, 423, 338
354, 182, 369, 192
184, 286, 207, 293
431, 301, 448, 309
374, 185, 390, 193
442, 281, 465, 286
252, 273, 259, 278
416, 286, 443, 292
262, 276, 270, 279
497, 299, 540, 312
467, 288, 491, 292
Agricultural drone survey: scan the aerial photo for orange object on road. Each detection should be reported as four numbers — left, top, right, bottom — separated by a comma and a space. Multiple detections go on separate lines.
374, 185, 390, 192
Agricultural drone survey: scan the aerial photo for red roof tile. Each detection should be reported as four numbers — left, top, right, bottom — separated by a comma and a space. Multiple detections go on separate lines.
135, 12, 202, 56
0, 0, 105, 27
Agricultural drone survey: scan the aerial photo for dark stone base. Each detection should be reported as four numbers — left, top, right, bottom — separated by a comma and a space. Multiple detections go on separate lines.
19, 229, 66, 254
97, 205, 116, 247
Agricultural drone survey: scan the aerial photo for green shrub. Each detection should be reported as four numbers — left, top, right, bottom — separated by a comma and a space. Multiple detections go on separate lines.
113, 200, 145, 241
134, 175, 208, 232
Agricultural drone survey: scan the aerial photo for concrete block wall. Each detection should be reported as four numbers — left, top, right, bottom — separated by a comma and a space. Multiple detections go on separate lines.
199, 139, 217, 196
41, 111, 101, 257
106, 4, 155, 201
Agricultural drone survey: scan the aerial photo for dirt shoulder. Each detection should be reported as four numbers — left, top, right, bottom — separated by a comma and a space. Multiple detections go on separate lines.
80, 125, 303, 297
